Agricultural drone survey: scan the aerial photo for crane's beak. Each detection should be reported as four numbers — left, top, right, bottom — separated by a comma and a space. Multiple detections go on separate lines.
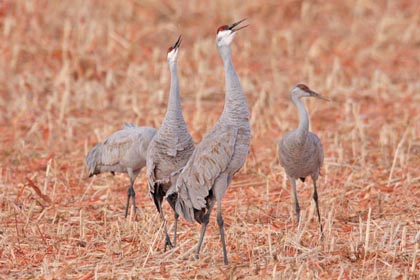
173, 35, 182, 49
310, 90, 330, 101
228, 18, 249, 32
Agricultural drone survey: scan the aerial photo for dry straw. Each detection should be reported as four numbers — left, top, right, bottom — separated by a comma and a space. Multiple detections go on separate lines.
0, 0, 419, 279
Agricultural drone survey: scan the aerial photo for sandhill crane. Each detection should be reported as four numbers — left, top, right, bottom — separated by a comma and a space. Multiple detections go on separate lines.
86, 123, 157, 218
166, 19, 250, 265
146, 35, 195, 250
278, 84, 329, 235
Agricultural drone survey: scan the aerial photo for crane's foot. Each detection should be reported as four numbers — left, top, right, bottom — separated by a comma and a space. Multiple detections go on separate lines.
295, 208, 301, 226
133, 207, 139, 222
172, 231, 177, 249
319, 223, 325, 241
164, 235, 173, 252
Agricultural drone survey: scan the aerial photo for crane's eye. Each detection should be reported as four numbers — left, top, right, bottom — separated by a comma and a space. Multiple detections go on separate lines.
216, 25, 229, 34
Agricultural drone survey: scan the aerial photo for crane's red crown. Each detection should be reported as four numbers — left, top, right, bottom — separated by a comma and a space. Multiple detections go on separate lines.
217, 25, 229, 34
296, 84, 310, 92
167, 46, 174, 53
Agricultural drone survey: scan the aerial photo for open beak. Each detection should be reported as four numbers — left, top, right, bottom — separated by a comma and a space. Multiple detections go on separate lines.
228, 18, 249, 32
310, 90, 330, 101
173, 35, 182, 49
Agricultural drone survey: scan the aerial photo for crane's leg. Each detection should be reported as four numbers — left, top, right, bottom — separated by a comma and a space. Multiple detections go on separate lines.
311, 176, 324, 237
213, 174, 229, 265
289, 176, 301, 225
156, 198, 173, 251
216, 199, 229, 265
166, 193, 179, 248
125, 169, 138, 220
125, 177, 136, 219
195, 198, 215, 260
173, 212, 179, 248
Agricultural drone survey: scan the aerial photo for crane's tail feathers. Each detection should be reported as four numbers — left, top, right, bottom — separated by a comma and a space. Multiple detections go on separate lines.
165, 184, 177, 197
175, 197, 195, 223
169, 180, 208, 224
166, 181, 194, 222
86, 143, 103, 176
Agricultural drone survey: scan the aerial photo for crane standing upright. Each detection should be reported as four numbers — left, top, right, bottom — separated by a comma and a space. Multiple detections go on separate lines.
167, 19, 250, 265
86, 123, 157, 218
146, 36, 195, 250
278, 84, 329, 235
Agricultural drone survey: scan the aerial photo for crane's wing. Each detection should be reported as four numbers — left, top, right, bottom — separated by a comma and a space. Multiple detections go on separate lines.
146, 140, 161, 195
168, 125, 238, 222
277, 131, 294, 169
309, 132, 324, 168
146, 145, 174, 198
146, 125, 194, 195
87, 126, 157, 176
277, 138, 286, 168
86, 129, 136, 176
100, 130, 141, 165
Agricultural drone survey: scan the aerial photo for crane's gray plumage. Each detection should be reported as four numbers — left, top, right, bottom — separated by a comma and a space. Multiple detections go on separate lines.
278, 83, 329, 236
86, 124, 157, 217
146, 35, 194, 250
166, 19, 250, 265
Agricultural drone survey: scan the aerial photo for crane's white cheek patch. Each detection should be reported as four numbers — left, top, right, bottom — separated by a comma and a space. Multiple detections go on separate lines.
217, 30, 236, 46
167, 50, 179, 62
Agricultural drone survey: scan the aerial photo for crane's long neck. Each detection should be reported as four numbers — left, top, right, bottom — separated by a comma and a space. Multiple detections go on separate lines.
162, 60, 185, 125
218, 46, 249, 123
292, 95, 309, 143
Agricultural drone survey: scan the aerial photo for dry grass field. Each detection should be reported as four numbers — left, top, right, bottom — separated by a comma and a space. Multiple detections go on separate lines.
1, 0, 419, 278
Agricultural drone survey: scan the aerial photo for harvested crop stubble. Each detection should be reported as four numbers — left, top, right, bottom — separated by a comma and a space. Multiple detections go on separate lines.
0, 0, 419, 278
